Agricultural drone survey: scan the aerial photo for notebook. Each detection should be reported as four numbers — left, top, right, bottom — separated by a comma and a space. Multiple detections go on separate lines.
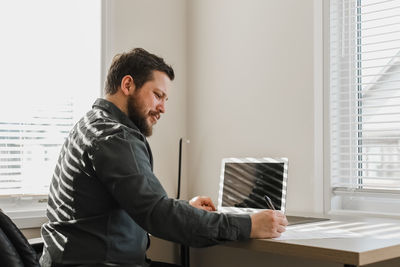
217, 157, 328, 226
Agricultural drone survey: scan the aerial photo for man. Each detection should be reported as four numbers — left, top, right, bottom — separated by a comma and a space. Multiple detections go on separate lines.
40, 48, 287, 267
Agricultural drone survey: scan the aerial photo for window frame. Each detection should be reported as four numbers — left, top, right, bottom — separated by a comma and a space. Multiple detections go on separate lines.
0, 0, 107, 228
323, 0, 400, 217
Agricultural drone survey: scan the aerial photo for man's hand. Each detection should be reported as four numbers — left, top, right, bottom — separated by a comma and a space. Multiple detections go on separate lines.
250, 210, 288, 238
189, 196, 216, 211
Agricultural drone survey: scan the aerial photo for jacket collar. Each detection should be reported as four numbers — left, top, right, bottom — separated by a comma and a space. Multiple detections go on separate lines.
92, 98, 140, 131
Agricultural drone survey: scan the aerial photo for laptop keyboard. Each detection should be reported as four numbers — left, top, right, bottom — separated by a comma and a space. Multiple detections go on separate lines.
286, 215, 329, 226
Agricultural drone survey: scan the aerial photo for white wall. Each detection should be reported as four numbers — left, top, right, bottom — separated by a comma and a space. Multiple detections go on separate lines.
185, 1, 322, 266
104, 0, 188, 199
187, 0, 319, 214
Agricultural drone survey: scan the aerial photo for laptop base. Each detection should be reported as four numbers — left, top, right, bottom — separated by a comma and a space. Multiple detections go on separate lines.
286, 215, 329, 226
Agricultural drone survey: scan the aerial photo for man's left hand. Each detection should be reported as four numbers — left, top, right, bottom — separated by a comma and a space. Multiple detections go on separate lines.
189, 196, 216, 211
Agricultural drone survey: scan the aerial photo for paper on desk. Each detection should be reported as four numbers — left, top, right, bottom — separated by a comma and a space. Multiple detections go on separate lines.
274, 225, 360, 241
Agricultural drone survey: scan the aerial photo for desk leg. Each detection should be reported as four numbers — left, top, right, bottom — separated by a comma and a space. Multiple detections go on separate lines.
180, 244, 190, 267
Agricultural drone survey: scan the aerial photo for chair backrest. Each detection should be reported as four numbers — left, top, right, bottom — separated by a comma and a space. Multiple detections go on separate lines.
0, 211, 40, 267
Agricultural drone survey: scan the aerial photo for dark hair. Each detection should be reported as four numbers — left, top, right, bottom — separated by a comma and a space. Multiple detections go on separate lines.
105, 48, 175, 94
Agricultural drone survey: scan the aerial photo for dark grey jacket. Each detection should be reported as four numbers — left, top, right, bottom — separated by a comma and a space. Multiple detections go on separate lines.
40, 98, 251, 266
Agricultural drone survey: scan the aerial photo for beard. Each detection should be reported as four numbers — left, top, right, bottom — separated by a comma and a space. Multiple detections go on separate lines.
127, 94, 153, 137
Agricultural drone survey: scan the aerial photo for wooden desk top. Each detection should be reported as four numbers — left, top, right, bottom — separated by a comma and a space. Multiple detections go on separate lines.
224, 215, 400, 266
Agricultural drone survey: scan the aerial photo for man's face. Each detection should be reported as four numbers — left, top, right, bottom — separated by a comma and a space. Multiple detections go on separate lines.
127, 70, 170, 137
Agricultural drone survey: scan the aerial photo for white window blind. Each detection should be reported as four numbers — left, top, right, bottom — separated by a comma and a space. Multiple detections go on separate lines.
0, 1, 101, 200
330, 0, 400, 213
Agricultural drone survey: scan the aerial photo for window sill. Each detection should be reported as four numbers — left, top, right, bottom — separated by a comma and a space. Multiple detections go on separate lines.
0, 195, 48, 228
330, 190, 400, 217
4, 209, 48, 229
328, 208, 400, 220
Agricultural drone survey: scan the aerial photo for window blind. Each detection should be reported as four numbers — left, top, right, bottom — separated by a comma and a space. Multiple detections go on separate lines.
0, 100, 74, 195
330, 0, 400, 196
0, 0, 101, 197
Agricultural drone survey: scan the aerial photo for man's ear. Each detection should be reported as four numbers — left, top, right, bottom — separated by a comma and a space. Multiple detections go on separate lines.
120, 75, 135, 96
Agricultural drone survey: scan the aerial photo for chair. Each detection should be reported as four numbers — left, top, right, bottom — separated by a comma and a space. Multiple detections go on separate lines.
0, 210, 42, 267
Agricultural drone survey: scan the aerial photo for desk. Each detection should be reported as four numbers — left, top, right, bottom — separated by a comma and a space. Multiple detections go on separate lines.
223, 215, 400, 267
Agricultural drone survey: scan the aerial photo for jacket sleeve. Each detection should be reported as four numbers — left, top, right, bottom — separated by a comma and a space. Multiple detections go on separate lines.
90, 131, 251, 247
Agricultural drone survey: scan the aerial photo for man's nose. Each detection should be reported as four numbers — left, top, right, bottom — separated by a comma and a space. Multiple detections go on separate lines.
157, 101, 165, 113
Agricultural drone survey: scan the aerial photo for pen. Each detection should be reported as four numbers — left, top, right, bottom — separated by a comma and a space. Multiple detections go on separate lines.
264, 195, 276, 210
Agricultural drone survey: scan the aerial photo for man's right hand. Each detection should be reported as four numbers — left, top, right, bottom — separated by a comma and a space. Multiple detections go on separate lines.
250, 210, 288, 238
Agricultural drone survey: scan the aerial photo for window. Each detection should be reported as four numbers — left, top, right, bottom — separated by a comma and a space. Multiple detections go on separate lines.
0, 1, 101, 217
328, 0, 400, 214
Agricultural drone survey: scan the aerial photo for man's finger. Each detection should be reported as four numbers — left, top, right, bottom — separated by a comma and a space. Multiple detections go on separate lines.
277, 225, 286, 233
207, 200, 216, 211
200, 197, 216, 211
271, 232, 281, 238
203, 206, 214, 211
275, 211, 285, 217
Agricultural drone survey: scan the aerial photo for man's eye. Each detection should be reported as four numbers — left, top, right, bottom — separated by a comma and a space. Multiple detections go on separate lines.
155, 93, 161, 99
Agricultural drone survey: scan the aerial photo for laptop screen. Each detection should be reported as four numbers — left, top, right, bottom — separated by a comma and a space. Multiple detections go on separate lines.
217, 158, 288, 213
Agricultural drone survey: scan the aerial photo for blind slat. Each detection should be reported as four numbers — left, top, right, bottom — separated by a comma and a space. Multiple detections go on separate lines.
333, 63, 400, 71
333, 184, 400, 190
332, 144, 399, 150
331, 13, 400, 24
332, 167, 400, 172
332, 128, 400, 133
331, 152, 400, 156
333, 159, 400, 164
332, 120, 400, 125
332, 103, 400, 109
332, 112, 400, 118
331, 86, 400, 94
333, 176, 400, 181
332, 136, 400, 141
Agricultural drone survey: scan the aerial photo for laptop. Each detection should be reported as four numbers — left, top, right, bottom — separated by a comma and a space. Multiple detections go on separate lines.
217, 157, 328, 226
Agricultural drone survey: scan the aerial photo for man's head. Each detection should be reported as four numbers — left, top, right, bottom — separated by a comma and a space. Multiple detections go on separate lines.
105, 48, 174, 137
